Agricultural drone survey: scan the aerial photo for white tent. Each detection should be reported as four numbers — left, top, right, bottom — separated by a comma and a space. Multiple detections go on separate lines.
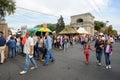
77, 27, 89, 34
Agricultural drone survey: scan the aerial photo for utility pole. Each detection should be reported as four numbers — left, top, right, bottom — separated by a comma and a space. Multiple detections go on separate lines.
106, 21, 109, 35
105, 21, 109, 40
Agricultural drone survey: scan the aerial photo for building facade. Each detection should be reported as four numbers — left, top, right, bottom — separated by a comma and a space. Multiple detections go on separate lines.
71, 13, 94, 36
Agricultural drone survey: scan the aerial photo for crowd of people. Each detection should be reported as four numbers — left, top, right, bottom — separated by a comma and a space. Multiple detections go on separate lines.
0, 30, 118, 75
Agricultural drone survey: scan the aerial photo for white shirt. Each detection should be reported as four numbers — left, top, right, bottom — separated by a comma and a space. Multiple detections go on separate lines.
33, 36, 38, 45
24, 37, 34, 54
105, 45, 110, 53
38, 39, 43, 47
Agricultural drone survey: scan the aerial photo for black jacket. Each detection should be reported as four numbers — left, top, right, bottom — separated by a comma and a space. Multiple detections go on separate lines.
95, 39, 104, 53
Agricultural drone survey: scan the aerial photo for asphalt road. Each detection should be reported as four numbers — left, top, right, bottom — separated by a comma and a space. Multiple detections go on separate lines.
0, 42, 120, 80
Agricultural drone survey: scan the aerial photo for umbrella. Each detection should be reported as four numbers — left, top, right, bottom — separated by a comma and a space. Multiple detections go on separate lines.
38, 27, 52, 32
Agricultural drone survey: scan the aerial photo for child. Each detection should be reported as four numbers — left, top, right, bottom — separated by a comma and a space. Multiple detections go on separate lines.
84, 42, 93, 64
104, 40, 113, 69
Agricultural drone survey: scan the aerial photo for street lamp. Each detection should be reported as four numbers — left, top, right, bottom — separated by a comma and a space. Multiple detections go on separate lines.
105, 21, 109, 35
105, 21, 109, 40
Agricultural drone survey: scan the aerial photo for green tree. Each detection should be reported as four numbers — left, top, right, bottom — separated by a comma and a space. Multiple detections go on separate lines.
107, 25, 118, 36
100, 27, 106, 33
108, 25, 113, 35
94, 21, 105, 31
0, 0, 16, 20
34, 24, 42, 28
56, 15, 65, 33
47, 24, 57, 31
112, 30, 118, 36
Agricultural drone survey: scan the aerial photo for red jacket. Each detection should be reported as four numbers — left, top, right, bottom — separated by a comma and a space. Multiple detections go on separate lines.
84, 45, 91, 54
22, 37, 26, 45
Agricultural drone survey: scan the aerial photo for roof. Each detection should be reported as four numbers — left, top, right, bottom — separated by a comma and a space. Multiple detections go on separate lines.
71, 13, 94, 18
59, 26, 78, 35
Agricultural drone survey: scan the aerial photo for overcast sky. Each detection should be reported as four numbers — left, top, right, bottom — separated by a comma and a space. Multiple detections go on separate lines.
6, 0, 120, 34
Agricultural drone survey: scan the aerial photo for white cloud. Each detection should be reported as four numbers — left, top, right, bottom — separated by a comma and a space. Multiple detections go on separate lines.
8, 0, 120, 32
16, 0, 111, 18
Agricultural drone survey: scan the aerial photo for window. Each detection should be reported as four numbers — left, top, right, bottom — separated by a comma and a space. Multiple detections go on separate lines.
77, 19, 83, 23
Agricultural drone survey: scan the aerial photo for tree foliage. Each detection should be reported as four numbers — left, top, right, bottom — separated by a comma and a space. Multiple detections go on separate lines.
56, 15, 65, 33
94, 21, 105, 31
112, 30, 118, 36
0, 0, 16, 20
100, 27, 106, 33
108, 25, 113, 35
107, 25, 118, 36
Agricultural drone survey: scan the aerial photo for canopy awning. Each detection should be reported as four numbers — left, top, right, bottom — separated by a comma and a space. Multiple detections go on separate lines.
59, 26, 78, 35
77, 27, 89, 34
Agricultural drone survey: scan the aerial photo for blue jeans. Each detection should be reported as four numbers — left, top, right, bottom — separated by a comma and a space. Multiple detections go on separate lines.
81, 41, 85, 48
36, 47, 42, 58
16, 45, 21, 54
45, 49, 55, 65
64, 43, 68, 51
104, 53, 111, 65
8, 47, 15, 58
96, 52, 102, 63
24, 54, 37, 71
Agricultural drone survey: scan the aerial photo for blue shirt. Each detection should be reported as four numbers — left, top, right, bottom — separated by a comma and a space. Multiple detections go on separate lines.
46, 36, 52, 50
7, 39, 16, 48
0, 36, 6, 46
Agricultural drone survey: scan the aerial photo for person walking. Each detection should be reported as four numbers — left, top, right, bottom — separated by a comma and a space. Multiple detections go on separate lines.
44, 32, 55, 66
0, 31, 6, 64
36, 36, 43, 60
16, 36, 21, 55
95, 35, 104, 66
7, 35, 16, 58
20, 32, 37, 75
32, 34, 38, 58
104, 40, 113, 69
83, 42, 93, 64
63, 35, 69, 52
21, 35, 26, 56
81, 35, 85, 48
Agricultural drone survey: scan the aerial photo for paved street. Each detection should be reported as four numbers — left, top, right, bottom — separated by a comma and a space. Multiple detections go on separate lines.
0, 42, 120, 80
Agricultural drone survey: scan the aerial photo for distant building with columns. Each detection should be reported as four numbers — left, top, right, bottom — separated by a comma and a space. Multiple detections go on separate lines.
70, 13, 94, 36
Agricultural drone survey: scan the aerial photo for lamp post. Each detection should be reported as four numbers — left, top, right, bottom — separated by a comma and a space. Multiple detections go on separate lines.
105, 21, 109, 40
106, 21, 109, 35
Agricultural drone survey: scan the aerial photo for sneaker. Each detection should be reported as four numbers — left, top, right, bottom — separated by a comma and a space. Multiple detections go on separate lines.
0, 62, 3, 64
30, 67, 37, 70
51, 59, 55, 62
98, 63, 101, 66
20, 71, 27, 75
108, 65, 112, 69
106, 66, 109, 69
